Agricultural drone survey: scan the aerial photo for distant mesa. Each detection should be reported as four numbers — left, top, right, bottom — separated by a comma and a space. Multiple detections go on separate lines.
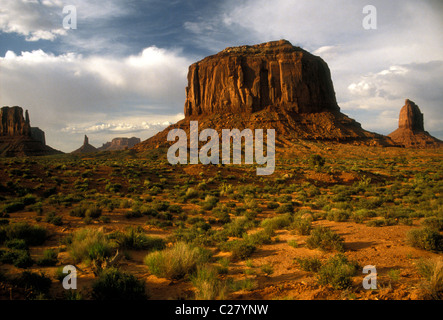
0, 106, 62, 157
71, 136, 141, 153
98, 137, 141, 151
388, 99, 442, 148
134, 39, 393, 151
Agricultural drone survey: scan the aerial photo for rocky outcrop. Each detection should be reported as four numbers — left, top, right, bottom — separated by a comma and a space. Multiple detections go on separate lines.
71, 135, 98, 154
388, 99, 442, 148
185, 40, 339, 116
1, 106, 31, 136
0, 106, 62, 157
98, 137, 141, 151
134, 40, 393, 152
31, 127, 46, 145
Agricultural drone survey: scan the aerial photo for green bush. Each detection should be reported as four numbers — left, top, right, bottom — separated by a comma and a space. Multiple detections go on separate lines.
290, 217, 312, 235
4, 239, 28, 250
327, 209, 350, 222
92, 267, 147, 300
306, 227, 345, 252
15, 271, 52, 296
191, 265, 227, 300
221, 240, 256, 261
68, 228, 116, 264
45, 212, 63, 226
421, 217, 443, 231
37, 249, 58, 266
3, 222, 47, 246
275, 203, 294, 214
0, 248, 33, 268
144, 242, 211, 280
296, 256, 322, 272
267, 201, 280, 209
113, 228, 165, 251
244, 229, 273, 246
260, 214, 292, 232
407, 228, 443, 252
317, 254, 359, 289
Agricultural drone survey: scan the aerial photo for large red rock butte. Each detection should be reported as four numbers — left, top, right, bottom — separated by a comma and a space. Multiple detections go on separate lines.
133, 40, 393, 151
0, 106, 62, 157
388, 99, 442, 148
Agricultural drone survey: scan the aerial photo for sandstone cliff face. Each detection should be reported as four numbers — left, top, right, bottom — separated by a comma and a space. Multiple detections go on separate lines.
388, 99, 442, 148
0, 106, 62, 157
98, 137, 141, 151
134, 40, 394, 152
398, 99, 424, 131
1, 106, 31, 136
184, 40, 339, 117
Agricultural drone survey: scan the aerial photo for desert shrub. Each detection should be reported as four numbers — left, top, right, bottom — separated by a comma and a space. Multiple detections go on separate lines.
3, 222, 47, 246
421, 217, 443, 231
260, 214, 292, 232
45, 212, 63, 226
4, 239, 28, 250
168, 204, 183, 214
36, 249, 58, 267
296, 256, 322, 272
14, 271, 52, 296
191, 265, 227, 300
144, 242, 211, 280
68, 228, 116, 264
202, 195, 219, 210
267, 201, 280, 209
327, 209, 350, 222
2, 201, 25, 213
288, 239, 298, 248
352, 209, 376, 223
260, 263, 274, 276
92, 267, 147, 300
0, 248, 33, 268
244, 229, 273, 246
306, 227, 345, 252
290, 217, 312, 235
309, 154, 325, 169
113, 228, 165, 251
416, 258, 443, 300
22, 194, 37, 206
407, 228, 443, 252
317, 254, 359, 290
70, 206, 86, 218
85, 205, 102, 219
185, 188, 199, 199
221, 240, 256, 261
227, 278, 257, 291
275, 203, 294, 214
221, 218, 251, 238
366, 218, 398, 227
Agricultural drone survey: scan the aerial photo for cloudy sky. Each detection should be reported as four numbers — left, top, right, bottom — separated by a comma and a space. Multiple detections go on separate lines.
1, 0, 442, 152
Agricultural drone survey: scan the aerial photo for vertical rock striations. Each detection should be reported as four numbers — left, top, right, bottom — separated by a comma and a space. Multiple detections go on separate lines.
184, 40, 339, 116
134, 40, 394, 151
388, 99, 442, 148
0, 106, 62, 157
